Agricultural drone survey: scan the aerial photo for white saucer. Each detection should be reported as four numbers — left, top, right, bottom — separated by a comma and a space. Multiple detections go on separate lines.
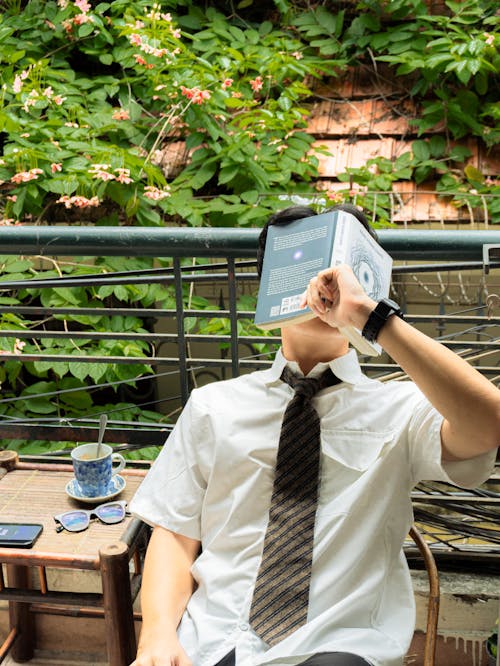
65, 475, 126, 504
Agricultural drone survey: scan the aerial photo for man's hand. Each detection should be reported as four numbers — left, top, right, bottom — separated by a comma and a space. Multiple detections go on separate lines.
301, 264, 375, 331
130, 631, 192, 666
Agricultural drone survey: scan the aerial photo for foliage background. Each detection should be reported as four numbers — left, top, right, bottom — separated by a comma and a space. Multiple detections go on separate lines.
0, 0, 498, 453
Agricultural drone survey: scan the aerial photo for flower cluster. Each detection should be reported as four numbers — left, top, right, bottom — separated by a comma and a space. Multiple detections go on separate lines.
250, 76, 263, 92
88, 164, 134, 184
56, 194, 100, 208
89, 164, 115, 181
180, 86, 211, 105
144, 185, 170, 200
11, 168, 43, 184
62, 0, 94, 33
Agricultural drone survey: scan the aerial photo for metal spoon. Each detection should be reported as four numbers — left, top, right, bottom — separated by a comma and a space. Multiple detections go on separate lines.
96, 413, 108, 458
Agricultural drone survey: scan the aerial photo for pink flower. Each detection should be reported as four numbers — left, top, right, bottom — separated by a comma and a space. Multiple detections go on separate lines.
291, 51, 303, 60
73, 13, 93, 25
112, 108, 130, 121
10, 168, 43, 184
14, 339, 25, 354
88, 164, 115, 181
91, 170, 115, 181
222, 78, 233, 90
56, 194, 100, 209
484, 32, 495, 46
134, 54, 148, 66
53, 95, 66, 105
7, 195, 17, 202
129, 33, 142, 46
250, 76, 263, 92
51, 163, 63, 173
43, 86, 54, 98
74, 0, 91, 12
114, 168, 133, 184
144, 185, 170, 201
195, 89, 210, 104
180, 86, 211, 104
13, 75, 23, 93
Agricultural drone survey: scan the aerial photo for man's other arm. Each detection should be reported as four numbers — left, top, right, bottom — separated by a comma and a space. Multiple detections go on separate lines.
131, 525, 201, 666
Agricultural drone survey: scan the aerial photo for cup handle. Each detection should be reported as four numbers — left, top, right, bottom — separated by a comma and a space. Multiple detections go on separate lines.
111, 452, 126, 476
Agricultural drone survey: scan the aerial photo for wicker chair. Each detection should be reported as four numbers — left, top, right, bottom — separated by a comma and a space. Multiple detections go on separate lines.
408, 525, 440, 666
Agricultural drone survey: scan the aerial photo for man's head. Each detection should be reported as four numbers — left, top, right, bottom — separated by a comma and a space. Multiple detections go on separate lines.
256, 203, 378, 278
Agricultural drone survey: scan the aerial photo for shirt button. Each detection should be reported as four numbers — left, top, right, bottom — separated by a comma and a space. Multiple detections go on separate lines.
239, 622, 249, 631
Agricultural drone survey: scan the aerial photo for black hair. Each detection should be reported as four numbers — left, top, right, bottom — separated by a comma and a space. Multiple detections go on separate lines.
256, 203, 378, 277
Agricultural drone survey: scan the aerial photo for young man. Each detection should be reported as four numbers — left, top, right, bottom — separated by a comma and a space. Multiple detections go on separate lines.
130, 205, 499, 666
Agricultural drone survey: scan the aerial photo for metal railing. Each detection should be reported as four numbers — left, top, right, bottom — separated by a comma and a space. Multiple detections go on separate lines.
0, 225, 498, 569
0, 225, 499, 445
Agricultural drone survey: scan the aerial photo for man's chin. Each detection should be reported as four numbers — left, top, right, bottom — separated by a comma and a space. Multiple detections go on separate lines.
293, 316, 342, 336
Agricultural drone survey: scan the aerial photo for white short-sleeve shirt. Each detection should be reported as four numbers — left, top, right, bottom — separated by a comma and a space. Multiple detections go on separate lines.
130, 349, 496, 666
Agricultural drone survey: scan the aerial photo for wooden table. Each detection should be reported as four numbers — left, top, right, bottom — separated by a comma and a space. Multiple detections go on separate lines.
0, 451, 150, 666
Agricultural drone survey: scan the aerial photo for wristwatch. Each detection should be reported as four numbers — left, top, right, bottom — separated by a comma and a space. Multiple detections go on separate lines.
361, 298, 404, 343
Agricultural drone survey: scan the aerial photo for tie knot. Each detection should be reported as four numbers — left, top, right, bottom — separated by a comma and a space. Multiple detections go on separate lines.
280, 366, 340, 400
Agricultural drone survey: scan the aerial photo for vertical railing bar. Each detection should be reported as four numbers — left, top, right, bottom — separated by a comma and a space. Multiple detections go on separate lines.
173, 258, 189, 405
227, 257, 239, 378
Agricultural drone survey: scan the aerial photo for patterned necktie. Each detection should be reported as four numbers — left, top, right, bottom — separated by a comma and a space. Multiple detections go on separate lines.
249, 366, 341, 647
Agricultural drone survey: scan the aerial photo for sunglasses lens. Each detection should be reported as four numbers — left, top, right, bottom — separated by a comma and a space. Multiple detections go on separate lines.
60, 510, 89, 532
95, 503, 125, 524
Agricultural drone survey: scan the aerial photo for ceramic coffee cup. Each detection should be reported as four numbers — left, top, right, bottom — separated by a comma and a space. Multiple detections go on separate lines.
71, 443, 126, 498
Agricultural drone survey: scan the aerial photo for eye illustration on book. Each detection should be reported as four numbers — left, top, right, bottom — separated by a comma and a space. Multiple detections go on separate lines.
350, 242, 383, 300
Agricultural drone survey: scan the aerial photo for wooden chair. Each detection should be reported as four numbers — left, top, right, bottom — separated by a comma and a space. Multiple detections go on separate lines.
408, 525, 440, 666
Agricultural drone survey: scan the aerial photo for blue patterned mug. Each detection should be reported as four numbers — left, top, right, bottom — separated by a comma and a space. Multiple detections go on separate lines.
71, 443, 126, 498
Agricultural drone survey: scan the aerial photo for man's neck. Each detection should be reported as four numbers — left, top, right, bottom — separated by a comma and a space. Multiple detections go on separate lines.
281, 320, 350, 375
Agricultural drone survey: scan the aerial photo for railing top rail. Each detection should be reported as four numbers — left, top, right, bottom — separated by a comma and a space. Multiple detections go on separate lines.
0, 226, 500, 260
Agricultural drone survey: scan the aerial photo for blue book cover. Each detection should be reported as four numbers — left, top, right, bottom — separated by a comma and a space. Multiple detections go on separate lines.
254, 210, 393, 355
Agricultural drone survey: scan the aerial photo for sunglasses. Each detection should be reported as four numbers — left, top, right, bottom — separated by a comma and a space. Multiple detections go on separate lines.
54, 500, 128, 533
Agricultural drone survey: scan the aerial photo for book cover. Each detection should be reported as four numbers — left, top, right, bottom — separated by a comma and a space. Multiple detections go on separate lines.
254, 210, 393, 355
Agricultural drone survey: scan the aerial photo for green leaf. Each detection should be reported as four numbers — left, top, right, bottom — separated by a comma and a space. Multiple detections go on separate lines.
412, 140, 430, 161
70, 362, 90, 381
99, 53, 113, 66
78, 22, 95, 38
189, 161, 217, 189
59, 385, 92, 409
464, 165, 484, 185
429, 135, 446, 157
414, 165, 433, 184
136, 206, 161, 226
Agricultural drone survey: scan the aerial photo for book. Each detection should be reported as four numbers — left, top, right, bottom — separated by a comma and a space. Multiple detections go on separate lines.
254, 210, 393, 356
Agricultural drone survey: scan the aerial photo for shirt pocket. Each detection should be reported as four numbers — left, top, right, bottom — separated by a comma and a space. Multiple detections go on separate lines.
318, 428, 397, 513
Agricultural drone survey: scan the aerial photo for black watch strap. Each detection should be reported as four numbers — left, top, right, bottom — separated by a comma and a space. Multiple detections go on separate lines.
361, 298, 403, 343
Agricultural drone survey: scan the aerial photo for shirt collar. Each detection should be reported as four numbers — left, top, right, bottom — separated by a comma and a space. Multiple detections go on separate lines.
262, 347, 363, 386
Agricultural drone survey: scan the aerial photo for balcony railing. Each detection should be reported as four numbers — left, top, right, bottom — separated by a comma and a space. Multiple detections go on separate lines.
0, 225, 498, 569
0, 225, 499, 448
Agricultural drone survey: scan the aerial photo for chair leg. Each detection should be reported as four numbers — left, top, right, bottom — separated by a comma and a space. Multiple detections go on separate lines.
100, 542, 137, 666
7, 564, 36, 662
